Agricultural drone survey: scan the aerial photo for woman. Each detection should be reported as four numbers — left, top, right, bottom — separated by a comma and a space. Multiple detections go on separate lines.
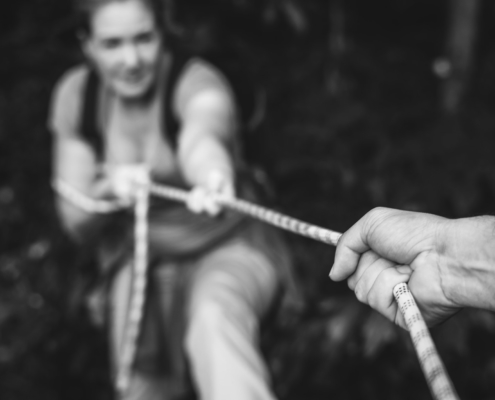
49, 0, 298, 399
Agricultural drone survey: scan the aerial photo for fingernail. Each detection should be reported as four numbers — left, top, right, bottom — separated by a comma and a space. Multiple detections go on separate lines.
396, 265, 412, 275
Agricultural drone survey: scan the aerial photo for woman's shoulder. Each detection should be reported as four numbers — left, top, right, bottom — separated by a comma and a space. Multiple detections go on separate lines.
172, 56, 235, 116
52, 64, 91, 101
179, 57, 231, 91
49, 64, 91, 135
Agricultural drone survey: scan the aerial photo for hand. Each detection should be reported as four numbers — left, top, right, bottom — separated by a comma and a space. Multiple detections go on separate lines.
106, 163, 149, 204
329, 207, 460, 328
186, 170, 235, 216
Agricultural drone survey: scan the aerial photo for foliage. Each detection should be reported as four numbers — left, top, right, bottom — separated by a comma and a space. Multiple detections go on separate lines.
1, 0, 495, 399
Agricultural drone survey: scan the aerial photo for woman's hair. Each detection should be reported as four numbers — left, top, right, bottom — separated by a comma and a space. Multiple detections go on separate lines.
74, 0, 163, 35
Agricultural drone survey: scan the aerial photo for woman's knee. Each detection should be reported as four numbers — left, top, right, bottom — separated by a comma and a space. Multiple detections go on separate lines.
184, 295, 257, 351
190, 261, 277, 318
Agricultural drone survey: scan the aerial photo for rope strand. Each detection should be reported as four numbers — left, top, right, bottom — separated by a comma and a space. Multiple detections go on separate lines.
116, 184, 150, 395
394, 283, 460, 400
147, 183, 341, 246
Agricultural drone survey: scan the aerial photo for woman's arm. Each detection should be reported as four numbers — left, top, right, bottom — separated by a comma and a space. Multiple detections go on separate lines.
49, 66, 118, 242
177, 88, 236, 188
174, 60, 238, 215
53, 133, 116, 242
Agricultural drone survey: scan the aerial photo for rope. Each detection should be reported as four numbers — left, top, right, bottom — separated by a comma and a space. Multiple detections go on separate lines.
52, 179, 460, 400
148, 183, 342, 246
116, 184, 150, 395
394, 283, 459, 400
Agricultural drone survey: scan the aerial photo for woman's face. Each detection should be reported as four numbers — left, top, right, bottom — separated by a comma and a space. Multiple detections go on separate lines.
84, 0, 162, 99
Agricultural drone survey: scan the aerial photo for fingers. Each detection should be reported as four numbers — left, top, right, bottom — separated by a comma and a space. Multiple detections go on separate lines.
330, 213, 373, 281
106, 164, 149, 203
366, 266, 411, 329
187, 170, 235, 217
346, 249, 412, 327
330, 207, 411, 281
130, 166, 150, 186
347, 250, 382, 291
186, 186, 221, 216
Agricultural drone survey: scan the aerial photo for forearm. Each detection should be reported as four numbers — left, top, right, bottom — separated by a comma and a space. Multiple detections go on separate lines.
438, 215, 495, 311
56, 198, 112, 243
175, 81, 238, 188
178, 134, 235, 188
55, 171, 117, 243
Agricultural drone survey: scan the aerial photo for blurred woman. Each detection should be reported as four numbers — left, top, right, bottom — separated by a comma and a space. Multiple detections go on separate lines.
49, 0, 297, 399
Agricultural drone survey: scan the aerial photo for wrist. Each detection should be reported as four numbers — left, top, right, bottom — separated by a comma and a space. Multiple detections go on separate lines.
179, 134, 235, 188
192, 167, 234, 190
92, 174, 115, 200
438, 216, 495, 311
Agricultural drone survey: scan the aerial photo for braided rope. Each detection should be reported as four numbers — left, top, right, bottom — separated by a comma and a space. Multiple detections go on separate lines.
116, 184, 150, 395
52, 179, 459, 400
148, 184, 341, 246
394, 284, 460, 400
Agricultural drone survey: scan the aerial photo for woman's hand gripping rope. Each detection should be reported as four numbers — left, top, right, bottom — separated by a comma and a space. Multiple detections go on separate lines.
106, 163, 150, 206
186, 170, 235, 216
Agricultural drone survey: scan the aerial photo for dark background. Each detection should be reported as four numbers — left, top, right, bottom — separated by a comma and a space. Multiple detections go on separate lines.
1, 0, 495, 399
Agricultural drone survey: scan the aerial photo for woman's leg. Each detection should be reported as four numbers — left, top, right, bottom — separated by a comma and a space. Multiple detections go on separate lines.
184, 238, 280, 400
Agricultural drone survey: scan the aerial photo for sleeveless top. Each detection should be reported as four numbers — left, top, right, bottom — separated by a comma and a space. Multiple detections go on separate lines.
50, 53, 243, 183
